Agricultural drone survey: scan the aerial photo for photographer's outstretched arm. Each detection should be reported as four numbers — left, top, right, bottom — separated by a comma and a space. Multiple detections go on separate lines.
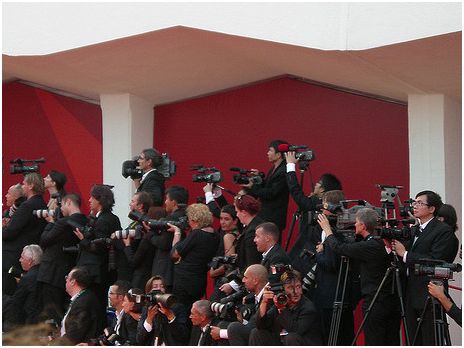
317, 214, 333, 236
168, 223, 182, 261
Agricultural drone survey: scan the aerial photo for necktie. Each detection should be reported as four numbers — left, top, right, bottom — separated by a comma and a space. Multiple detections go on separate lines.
414, 226, 423, 238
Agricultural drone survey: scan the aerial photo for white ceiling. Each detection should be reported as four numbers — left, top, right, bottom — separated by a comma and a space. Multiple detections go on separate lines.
2, 26, 461, 106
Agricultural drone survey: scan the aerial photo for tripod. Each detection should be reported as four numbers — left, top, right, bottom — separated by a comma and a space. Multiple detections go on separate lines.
351, 254, 410, 346
284, 160, 311, 252
412, 279, 451, 345
328, 256, 351, 345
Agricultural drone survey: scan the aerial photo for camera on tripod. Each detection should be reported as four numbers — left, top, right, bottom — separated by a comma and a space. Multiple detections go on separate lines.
128, 210, 188, 233
9, 157, 46, 175
414, 258, 462, 280
377, 217, 415, 241
230, 167, 265, 185
191, 164, 222, 184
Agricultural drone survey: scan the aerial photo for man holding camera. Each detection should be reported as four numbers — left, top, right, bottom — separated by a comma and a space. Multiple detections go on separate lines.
391, 190, 459, 345
319, 207, 400, 345
249, 269, 322, 345
137, 275, 189, 345
37, 193, 87, 324
3, 173, 48, 296
242, 140, 290, 240
133, 148, 166, 207
210, 264, 269, 345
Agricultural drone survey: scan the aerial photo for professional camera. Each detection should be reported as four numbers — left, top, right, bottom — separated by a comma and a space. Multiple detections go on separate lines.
191, 164, 222, 184
66, 219, 95, 239
230, 167, 265, 185
32, 209, 57, 219
209, 255, 238, 270
112, 226, 143, 240
299, 249, 317, 293
9, 157, 45, 175
211, 288, 254, 322
128, 210, 188, 232
122, 157, 142, 180
268, 264, 294, 306
8, 265, 23, 279
158, 153, 176, 179
377, 217, 415, 241
414, 258, 462, 280
89, 327, 124, 346
128, 289, 176, 308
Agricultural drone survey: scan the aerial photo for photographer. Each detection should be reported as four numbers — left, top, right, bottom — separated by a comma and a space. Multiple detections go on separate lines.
137, 275, 189, 345
117, 288, 144, 345
249, 269, 323, 345
2, 183, 26, 227
219, 195, 263, 296
133, 148, 166, 207
242, 140, 290, 240
170, 203, 220, 312
37, 193, 86, 324
151, 185, 188, 290
428, 281, 461, 327
203, 183, 231, 218
319, 207, 400, 345
210, 264, 269, 345
116, 191, 155, 288
391, 190, 459, 345
254, 222, 290, 269
3, 173, 47, 296
43, 170, 67, 211
189, 299, 217, 346
74, 185, 122, 312
285, 151, 342, 258
3, 244, 43, 331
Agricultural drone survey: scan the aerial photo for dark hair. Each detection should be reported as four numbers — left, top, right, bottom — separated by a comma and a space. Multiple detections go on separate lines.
269, 139, 288, 153
62, 193, 81, 208
90, 185, 115, 211
142, 148, 163, 169
437, 203, 458, 232
145, 275, 165, 294
70, 267, 92, 289
134, 191, 152, 213
147, 206, 167, 220
113, 280, 131, 296
416, 190, 443, 216
281, 269, 302, 283
166, 185, 189, 205
319, 173, 342, 192
48, 170, 67, 193
256, 222, 280, 241
322, 190, 345, 205
126, 288, 144, 314
221, 204, 238, 221
234, 194, 261, 215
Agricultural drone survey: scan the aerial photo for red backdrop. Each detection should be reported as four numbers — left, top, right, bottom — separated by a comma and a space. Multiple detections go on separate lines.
2, 81, 103, 214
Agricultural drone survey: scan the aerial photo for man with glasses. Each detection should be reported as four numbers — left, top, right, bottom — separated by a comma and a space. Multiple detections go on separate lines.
133, 148, 166, 207
392, 190, 459, 345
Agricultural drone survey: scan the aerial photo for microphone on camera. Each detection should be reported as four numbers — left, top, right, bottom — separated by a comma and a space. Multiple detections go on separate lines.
277, 144, 308, 152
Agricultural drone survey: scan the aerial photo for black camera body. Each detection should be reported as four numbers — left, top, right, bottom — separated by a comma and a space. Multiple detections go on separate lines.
128, 210, 188, 233
191, 165, 222, 184
230, 167, 264, 185
129, 289, 176, 308
122, 158, 142, 180
268, 264, 294, 307
9, 157, 45, 175
66, 219, 95, 239
414, 258, 462, 280
211, 288, 251, 322
209, 255, 237, 270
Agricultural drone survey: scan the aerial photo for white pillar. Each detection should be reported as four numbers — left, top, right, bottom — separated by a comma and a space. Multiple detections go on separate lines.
408, 93, 462, 344
100, 93, 154, 227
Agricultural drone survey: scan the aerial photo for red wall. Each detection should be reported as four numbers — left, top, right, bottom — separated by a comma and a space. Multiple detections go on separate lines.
154, 76, 410, 247
2, 82, 103, 214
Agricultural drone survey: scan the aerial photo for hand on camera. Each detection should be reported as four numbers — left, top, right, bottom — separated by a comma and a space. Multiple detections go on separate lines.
219, 283, 234, 295
74, 228, 84, 241
210, 326, 221, 340
317, 214, 332, 235
391, 240, 405, 257
284, 151, 298, 164
203, 183, 213, 193
316, 242, 324, 253
167, 223, 181, 235
146, 304, 160, 321
428, 281, 446, 300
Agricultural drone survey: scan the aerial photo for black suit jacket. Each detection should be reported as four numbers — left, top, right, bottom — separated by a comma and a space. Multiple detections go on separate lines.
38, 214, 86, 288
248, 161, 289, 232
76, 211, 121, 284
118, 312, 140, 345
261, 243, 290, 271
63, 289, 103, 344
137, 170, 165, 207
3, 195, 47, 271
404, 218, 459, 309
236, 216, 264, 273
189, 324, 217, 346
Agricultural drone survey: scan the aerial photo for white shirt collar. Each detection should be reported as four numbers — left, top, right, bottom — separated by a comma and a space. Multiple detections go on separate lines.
262, 244, 275, 258
141, 168, 156, 182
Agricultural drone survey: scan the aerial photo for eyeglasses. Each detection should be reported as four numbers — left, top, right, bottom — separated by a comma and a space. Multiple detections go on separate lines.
412, 200, 430, 207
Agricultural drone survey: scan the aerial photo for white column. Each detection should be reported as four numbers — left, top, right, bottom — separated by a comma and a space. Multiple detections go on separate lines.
408, 93, 462, 344
100, 94, 154, 227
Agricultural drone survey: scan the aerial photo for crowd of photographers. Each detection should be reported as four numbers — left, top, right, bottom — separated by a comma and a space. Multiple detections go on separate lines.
2, 142, 462, 346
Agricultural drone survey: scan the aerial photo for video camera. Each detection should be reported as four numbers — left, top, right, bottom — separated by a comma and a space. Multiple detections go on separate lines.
277, 144, 315, 162
191, 164, 222, 184
128, 289, 176, 308
230, 167, 265, 185
414, 258, 462, 280
122, 153, 176, 180
9, 157, 45, 175
209, 255, 237, 270
128, 210, 188, 233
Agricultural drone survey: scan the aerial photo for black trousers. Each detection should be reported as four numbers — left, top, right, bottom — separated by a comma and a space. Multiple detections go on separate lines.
249, 328, 306, 346
406, 298, 437, 345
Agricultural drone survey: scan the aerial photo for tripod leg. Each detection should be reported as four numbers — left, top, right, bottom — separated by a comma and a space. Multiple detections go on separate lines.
394, 267, 410, 346
328, 257, 349, 345
412, 296, 432, 346
284, 211, 300, 251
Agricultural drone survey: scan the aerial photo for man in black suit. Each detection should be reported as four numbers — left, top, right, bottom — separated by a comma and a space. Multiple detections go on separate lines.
392, 190, 459, 345
150, 185, 188, 290
242, 140, 290, 240
3, 172, 47, 295
210, 264, 269, 345
189, 299, 216, 346
133, 148, 166, 207
73, 185, 122, 312
38, 193, 87, 323
3, 244, 43, 331
254, 222, 290, 270
249, 269, 323, 345
320, 207, 400, 345
60, 267, 104, 345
